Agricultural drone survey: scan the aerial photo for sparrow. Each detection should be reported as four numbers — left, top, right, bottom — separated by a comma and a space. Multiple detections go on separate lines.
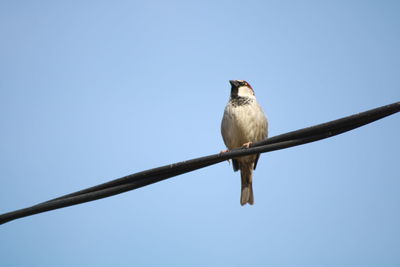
221, 80, 268, 205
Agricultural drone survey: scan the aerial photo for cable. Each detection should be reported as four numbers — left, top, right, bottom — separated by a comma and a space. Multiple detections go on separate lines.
0, 101, 399, 225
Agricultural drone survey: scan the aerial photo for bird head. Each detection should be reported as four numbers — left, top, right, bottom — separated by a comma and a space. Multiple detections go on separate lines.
229, 80, 255, 98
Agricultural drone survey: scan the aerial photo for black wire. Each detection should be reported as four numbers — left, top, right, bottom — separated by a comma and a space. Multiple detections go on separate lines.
42, 101, 400, 202
43, 101, 400, 202
0, 101, 399, 225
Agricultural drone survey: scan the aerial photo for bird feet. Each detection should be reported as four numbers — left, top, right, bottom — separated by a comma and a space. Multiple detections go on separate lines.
242, 142, 253, 149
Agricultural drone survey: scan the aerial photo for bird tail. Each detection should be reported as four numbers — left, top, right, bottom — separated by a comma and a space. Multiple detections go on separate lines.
240, 164, 254, 206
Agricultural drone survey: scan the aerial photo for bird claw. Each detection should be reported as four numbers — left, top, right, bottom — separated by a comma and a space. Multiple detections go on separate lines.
242, 142, 253, 149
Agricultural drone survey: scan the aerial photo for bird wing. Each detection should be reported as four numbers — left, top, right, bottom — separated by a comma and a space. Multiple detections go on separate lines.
232, 159, 240, 172
253, 154, 260, 170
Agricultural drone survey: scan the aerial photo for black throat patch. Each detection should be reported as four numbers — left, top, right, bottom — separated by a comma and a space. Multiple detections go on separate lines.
230, 96, 253, 107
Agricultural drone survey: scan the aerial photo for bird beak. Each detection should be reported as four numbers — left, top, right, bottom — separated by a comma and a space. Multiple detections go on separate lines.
229, 80, 239, 87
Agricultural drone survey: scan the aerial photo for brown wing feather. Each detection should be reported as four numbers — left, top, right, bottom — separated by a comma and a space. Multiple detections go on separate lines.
253, 154, 261, 170
232, 159, 240, 172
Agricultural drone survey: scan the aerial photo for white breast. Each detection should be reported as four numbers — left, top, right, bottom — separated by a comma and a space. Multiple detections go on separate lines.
221, 99, 268, 150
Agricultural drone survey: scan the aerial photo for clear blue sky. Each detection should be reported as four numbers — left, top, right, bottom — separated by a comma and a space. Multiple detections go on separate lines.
1, 1, 399, 266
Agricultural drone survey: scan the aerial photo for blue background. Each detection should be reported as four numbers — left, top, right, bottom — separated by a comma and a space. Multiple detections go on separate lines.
1, 1, 399, 266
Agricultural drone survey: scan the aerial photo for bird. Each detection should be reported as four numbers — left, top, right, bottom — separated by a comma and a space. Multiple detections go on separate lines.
221, 80, 268, 205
